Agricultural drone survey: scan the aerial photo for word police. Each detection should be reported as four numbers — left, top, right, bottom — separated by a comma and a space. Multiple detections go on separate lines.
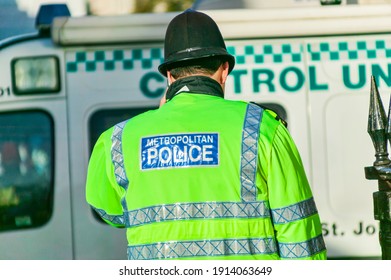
141, 133, 219, 170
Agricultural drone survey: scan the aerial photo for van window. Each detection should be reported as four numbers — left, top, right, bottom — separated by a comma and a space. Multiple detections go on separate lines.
89, 107, 157, 151
88, 106, 157, 222
0, 110, 54, 231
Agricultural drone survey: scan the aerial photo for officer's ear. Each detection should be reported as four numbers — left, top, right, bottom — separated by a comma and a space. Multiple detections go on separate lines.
211, 61, 229, 88
167, 71, 176, 86
220, 61, 229, 84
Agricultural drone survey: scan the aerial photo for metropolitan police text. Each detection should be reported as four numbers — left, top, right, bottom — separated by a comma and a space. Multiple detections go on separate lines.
141, 133, 219, 170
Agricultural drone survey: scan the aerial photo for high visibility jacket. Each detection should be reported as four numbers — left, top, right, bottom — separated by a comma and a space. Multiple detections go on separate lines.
86, 76, 327, 260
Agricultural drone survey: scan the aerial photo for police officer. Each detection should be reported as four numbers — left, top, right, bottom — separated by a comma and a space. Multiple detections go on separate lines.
86, 9, 327, 260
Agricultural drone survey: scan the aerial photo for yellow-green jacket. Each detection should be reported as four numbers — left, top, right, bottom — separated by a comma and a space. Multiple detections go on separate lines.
86, 76, 327, 260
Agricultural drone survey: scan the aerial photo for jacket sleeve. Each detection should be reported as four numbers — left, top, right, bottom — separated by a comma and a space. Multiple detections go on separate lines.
266, 121, 327, 260
85, 128, 126, 227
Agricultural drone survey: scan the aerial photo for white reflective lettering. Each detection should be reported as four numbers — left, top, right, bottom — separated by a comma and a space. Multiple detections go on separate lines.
156, 137, 163, 145
146, 139, 155, 147
173, 145, 184, 163
189, 145, 202, 162
147, 148, 158, 164
142, 133, 218, 169
183, 145, 188, 162
159, 146, 172, 164
202, 145, 213, 162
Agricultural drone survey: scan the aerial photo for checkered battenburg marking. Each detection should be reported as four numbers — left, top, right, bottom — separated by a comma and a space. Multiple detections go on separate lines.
308, 40, 391, 61
65, 48, 164, 72
65, 39, 391, 73
227, 43, 303, 64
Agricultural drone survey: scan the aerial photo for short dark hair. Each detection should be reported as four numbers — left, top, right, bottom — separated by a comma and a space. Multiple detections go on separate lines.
169, 56, 225, 79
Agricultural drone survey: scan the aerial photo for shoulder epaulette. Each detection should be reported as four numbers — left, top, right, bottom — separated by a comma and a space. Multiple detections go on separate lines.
273, 114, 288, 128
250, 102, 288, 128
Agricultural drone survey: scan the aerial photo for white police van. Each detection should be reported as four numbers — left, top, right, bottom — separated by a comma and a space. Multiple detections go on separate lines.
0, 1, 389, 259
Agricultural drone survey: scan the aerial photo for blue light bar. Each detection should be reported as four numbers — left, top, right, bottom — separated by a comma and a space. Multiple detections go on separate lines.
35, 4, 71, 34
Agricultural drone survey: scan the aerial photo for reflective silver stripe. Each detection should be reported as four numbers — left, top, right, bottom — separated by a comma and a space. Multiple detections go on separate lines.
271, 198, 318, 224
279, 234, 326, 259
111, 120, 131, 226
241, 103, 263, 202
93, 207, 125, 226
127, 238, 277, 260
111, 120, 129, 190
127, 201, 270, 227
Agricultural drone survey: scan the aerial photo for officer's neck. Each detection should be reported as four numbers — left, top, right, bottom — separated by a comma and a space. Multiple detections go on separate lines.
165, 75, 225, 102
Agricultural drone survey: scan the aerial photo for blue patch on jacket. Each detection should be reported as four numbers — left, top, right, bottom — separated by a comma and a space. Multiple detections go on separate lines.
141, 133, 219, 170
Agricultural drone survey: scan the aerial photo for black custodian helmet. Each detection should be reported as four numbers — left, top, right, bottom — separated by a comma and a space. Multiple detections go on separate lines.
158, 9, 235, 76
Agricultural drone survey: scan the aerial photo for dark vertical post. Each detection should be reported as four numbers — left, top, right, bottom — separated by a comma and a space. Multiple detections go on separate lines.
365, 75, 391, 260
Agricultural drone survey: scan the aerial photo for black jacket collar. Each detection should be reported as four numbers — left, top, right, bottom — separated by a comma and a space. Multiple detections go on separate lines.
165, 75, 224, 102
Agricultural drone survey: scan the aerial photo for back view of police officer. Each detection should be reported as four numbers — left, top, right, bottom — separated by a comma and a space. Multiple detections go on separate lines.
86, 9, 327, 260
